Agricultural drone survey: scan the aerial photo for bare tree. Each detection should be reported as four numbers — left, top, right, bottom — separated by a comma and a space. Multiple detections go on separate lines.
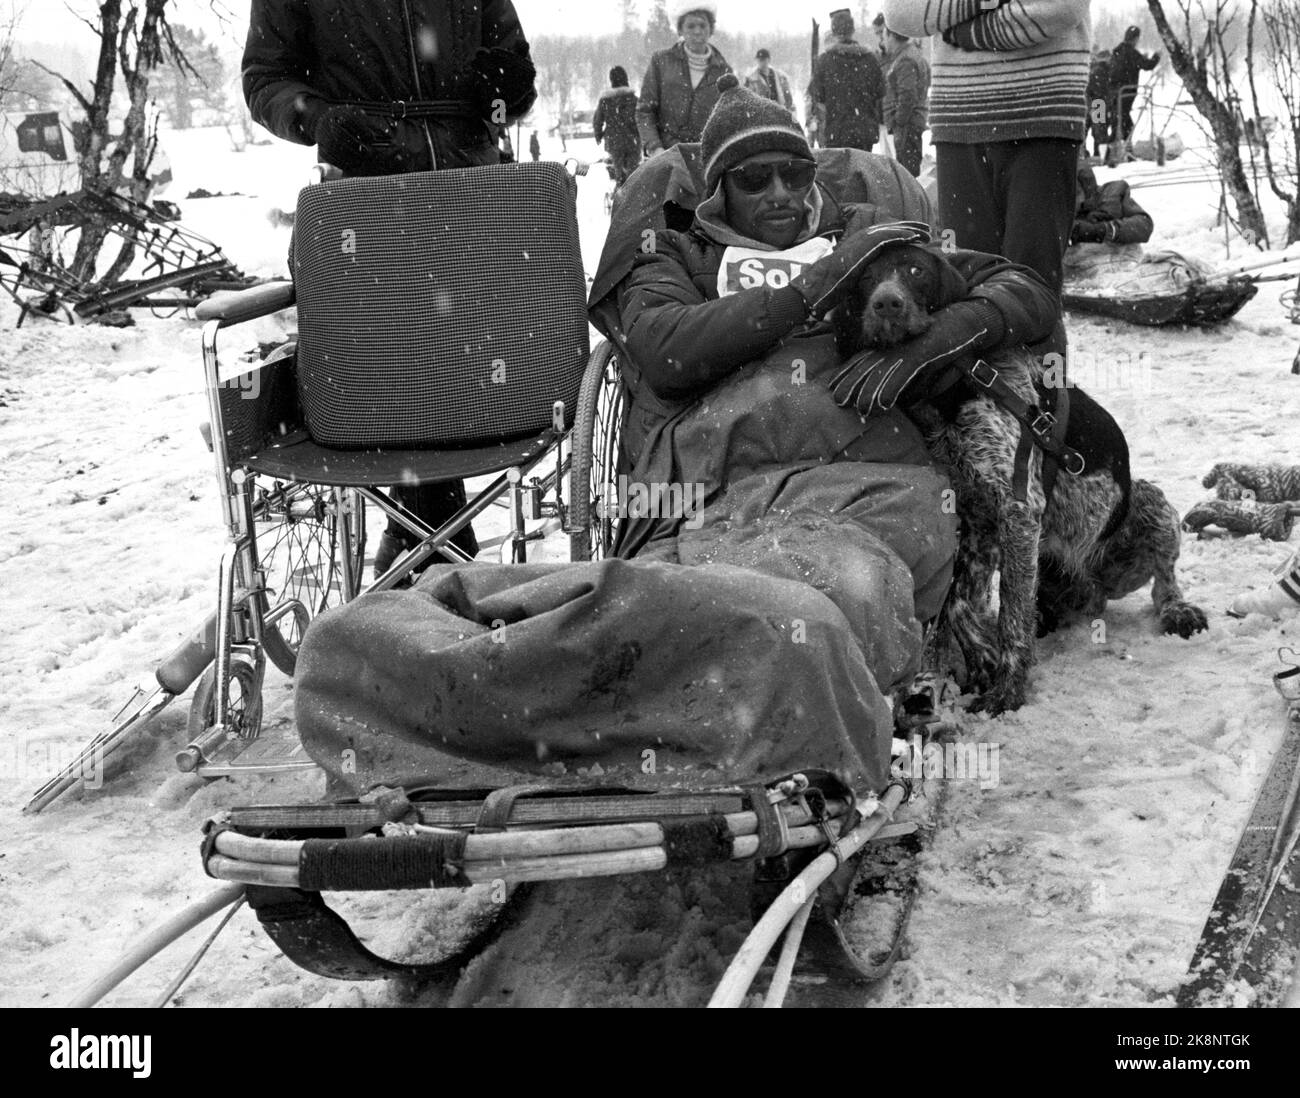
34, 0, 188, 281
1148, 1, 1270, 247
1246, 1, 1300, 243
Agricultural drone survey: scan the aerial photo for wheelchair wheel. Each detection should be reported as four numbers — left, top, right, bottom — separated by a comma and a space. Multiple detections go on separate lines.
187, 655, 264, 744
569, 340, 626, 561
252, 482, 366, 675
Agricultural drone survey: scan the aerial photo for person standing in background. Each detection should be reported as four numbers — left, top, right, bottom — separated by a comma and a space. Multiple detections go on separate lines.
745, 48, 795, 113
243, 0, 536, 578
883, 0, 1090, 295
807, 9, 885, 153
882, 24, 929, 177
594, 66, 642, 187
1109, 26, 1161, 146
529, 129, 541, 161
1086, 48, 1113, 159
637, 4, 732, 155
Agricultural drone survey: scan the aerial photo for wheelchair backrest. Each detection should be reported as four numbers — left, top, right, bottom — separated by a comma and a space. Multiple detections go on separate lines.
293, 162, 589, 450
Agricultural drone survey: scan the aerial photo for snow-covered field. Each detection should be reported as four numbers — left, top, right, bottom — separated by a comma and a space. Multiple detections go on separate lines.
1, 117, 1298, 1008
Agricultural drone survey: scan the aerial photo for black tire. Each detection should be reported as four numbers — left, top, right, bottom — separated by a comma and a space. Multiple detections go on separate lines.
186, 656, 264, 744
569, 341, 626, 562
252, 482, 366, 675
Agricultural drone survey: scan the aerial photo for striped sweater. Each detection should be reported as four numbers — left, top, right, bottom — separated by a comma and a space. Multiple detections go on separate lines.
882, 0, 1091, 144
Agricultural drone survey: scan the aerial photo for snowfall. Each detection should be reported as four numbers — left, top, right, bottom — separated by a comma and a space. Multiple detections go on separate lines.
2, 103, 1300, 1008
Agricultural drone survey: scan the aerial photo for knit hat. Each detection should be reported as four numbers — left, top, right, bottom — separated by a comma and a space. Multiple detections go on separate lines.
830, 8, 854, 37
1125, 25, 1141, 40
610, 65, 628, 88
701, 73, 813, 192
674, 3, 717, 32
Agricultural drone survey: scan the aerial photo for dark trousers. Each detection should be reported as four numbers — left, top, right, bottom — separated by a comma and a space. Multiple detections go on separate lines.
386, 481, 479, 561
1116, 87, 1138, 141
935, 138, 1080, 295
894, 126, 924, 177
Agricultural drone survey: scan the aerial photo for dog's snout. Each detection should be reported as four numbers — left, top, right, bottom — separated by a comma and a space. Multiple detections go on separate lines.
869, 286, 907, 318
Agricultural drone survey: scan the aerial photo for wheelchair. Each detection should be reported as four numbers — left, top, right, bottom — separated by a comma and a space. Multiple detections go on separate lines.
176, 161, 637, 776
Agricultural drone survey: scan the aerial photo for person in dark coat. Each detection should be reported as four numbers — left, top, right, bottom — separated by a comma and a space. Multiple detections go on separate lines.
1109, 26, 1161, 143
1070, 166, 1153, 245
594, 66, 641, 187
882, 25, 929, 177
1086, 49, 1113, 157
529, 129, 541, 161
807, 9, 885, 152
242, 0, 537, 576
636, 4, 732, 154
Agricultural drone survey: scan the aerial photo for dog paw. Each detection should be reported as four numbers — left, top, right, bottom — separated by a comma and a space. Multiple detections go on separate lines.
1161, 602, 1208, 639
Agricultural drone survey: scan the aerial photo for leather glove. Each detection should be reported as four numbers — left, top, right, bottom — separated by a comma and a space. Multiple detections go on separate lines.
829, 299, 1006, 415
315, 105, 408, 175
467, 46, 537, 119
1070, 219, 1107, 244
791, 220, 931, 319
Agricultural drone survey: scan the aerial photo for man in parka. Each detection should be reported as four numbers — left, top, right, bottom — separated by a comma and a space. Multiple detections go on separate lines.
806, 9, 885, 152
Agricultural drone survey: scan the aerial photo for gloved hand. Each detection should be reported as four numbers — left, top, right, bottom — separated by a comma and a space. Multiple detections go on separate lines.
467, 46, 537, 119
829, 298, 1006, 415
315, 105, 408, 175
1070, 219, 1108, 244
791, 220, 932, 319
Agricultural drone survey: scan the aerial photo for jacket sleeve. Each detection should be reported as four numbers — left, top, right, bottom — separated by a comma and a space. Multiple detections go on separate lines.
1139, 50, 1160, 71
1112, 188, 1154, 243
593, 96, 607, 144
946, 249, 1062, 348
885, 0, 1082, 47
618, 238, 811, 401
241, 0, 327, 145
636, 59, 664, 150
482, 0, 537, 121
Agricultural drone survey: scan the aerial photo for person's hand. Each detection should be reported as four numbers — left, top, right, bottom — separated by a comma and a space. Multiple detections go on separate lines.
829, 299, 1005, 415
1070, 220, 1107, 244
315, 106, 407, 175
791, 221, 931, 319
467, 46, 537, 118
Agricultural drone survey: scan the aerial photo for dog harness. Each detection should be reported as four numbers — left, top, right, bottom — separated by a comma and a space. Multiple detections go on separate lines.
959, 358, 1087, 504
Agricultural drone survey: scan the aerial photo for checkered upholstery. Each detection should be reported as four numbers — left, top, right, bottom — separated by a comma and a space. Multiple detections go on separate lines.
293, 163, 589, 449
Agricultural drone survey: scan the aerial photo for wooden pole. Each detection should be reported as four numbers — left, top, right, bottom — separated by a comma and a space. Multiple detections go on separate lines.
67, 884, 245, 1008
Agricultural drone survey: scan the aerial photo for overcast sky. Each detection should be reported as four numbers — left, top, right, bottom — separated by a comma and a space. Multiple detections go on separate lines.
13, 0, 1148, 46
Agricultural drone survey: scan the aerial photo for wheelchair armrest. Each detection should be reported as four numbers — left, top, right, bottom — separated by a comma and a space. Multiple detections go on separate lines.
196, 280, 295, 327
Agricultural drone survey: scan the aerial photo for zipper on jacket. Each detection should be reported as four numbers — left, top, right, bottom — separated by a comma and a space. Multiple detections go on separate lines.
399, 0, 439, 169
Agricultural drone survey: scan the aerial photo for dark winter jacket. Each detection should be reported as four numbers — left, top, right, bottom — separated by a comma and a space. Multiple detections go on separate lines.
883, 40, 930, 133
594, 85, 640, 156
636, 42, 733, 151
808, 39, 886, 150
1087, 54, 1112, 109
1072, 173, 1153, 245
1109, 40, 1159, 92
617, 188, 1060, 428
242, 0, 536, 173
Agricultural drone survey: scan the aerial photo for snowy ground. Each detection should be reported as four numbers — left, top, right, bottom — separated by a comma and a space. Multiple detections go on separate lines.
1, 119, 1299, 1008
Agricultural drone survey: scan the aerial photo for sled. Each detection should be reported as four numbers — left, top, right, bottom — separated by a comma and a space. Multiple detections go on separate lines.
1062, 275, 1257, 327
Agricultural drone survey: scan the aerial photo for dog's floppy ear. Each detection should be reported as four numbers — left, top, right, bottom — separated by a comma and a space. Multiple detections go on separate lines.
924, 246, 970, 310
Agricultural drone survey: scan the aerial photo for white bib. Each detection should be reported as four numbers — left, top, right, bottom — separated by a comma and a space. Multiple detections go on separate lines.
716, 237, 836, 299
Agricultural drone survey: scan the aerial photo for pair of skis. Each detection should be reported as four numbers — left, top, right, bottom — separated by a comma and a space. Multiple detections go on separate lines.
1179, 651, 1300, 1006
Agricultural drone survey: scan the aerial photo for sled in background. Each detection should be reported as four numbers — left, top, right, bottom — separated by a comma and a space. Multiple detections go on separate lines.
0, 187, 253, 325
1062, 244, 1258, 327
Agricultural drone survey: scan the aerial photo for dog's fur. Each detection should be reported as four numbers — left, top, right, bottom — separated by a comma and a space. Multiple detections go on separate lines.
834, 243, 1207, 714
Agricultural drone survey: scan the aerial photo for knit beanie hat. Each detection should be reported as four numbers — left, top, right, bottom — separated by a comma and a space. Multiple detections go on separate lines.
830, 9, 855, 38
674, 4, 717, 32
701, 73, 813, 192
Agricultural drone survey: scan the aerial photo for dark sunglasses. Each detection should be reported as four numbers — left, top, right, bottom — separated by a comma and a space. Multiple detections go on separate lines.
726, 158, 817, 194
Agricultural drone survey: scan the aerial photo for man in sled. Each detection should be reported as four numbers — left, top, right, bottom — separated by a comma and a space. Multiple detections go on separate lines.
293, 76, 1060, 801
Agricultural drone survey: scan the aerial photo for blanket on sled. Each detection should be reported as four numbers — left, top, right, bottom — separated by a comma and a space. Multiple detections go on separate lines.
295, 336, 957, 797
